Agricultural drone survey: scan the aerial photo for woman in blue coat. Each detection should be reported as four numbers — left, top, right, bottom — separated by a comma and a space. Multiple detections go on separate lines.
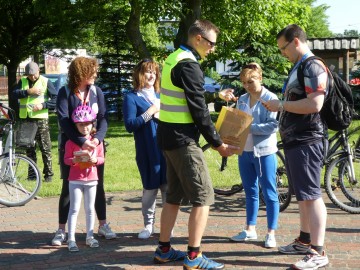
123, 59, 167, 239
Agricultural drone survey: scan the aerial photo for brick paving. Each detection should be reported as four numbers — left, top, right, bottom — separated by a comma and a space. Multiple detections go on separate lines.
1, 190, 360, 270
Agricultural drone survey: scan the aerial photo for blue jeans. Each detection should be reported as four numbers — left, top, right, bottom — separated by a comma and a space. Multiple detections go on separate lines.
238, 152, 279, 230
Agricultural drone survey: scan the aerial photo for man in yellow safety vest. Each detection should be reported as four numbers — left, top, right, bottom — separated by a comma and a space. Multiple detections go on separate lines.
12, 61, 57, 182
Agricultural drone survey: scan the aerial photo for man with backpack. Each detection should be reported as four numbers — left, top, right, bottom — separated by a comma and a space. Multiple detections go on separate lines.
263, 24, 329, 270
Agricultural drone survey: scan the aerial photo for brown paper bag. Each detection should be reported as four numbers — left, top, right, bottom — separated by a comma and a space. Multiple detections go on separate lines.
215, 106, 253, 155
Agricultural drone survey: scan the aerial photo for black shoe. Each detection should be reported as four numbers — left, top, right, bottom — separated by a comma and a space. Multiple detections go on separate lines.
44, 176, 53, 182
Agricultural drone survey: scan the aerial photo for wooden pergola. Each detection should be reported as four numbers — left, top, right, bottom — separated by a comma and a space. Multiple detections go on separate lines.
307, 37, 360, 83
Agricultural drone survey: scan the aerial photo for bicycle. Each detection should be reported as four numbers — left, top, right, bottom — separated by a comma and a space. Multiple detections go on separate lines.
0, 103, 41, 207
323, 126, 360, 213
277, 122, 360, 213
201, 143, 291, 212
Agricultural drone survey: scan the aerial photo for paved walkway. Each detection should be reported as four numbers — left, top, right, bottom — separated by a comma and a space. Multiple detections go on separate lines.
1, 191, 360, 270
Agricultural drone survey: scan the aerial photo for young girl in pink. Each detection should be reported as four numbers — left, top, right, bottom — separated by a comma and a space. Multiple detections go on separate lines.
65, 105, 105, 252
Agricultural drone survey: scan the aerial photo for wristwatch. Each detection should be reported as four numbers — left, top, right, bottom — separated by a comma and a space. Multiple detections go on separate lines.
278, 100, 284, 112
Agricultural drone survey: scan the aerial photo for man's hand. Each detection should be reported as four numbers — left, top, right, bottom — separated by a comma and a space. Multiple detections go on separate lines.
262, 99, 281, 112
32, 104, 43, 112
215, 143, 240, 157
218, 88, 238, 102
27, 87, 42, 96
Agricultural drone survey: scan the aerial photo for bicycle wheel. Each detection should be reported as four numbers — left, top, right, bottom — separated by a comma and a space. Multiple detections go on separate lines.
324, 154, 360, 214
202, 143, 243, 196
0, 154, 41, 207
275, 150, 291, 212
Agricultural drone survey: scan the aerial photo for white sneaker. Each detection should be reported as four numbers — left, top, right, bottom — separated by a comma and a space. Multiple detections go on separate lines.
52, 229, 66, 246
264, 233, 277, 248
138, 226, 153, 239
67, 240, 79, 252
86, 236, 99, 248
292, 249, 329, 270
98, 223, 116, 239
230, 230, 257, 242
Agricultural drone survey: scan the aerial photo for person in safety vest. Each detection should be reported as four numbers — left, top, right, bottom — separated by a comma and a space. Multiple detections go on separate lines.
153, 19, 239, 270
12, 61, 57, 182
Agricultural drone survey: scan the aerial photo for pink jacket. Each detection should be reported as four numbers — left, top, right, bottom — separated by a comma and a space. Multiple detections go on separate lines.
64, 138, 105, 181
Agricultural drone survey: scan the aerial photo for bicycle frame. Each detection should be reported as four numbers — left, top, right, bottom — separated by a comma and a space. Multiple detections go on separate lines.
326, 129, 357, 183
0, 104, 16, 178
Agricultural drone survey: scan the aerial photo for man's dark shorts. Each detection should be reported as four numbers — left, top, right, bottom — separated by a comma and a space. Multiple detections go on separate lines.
163, 142, 214, 206
284, 142, 324, 201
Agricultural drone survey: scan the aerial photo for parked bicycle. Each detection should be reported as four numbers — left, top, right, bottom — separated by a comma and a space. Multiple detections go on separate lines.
277, 122, 360, 214
0, 103, 41, 207
323, 126, 360, 213
201, 117, 360, 214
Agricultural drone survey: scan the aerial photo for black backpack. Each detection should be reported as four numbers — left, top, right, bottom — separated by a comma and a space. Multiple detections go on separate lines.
297, 56, 354, 131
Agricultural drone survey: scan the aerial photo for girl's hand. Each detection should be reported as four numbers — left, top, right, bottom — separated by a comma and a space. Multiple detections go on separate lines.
73, 156, 81, 164
89, 156, 97, 164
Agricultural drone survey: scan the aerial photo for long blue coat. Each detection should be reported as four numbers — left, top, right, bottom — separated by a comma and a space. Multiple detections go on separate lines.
122, 90, 166, 189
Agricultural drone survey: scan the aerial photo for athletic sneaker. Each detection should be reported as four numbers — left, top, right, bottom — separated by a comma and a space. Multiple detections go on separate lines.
264, 233, 277, 248
86, 236, 99, 248
98, 223, 116, 239
67, 240, 79, 252
230, 230, 257, 242
138, 226, 153, 239
292, 249, 329, 270
51, 229, 67, 246
183, 252, 224, 269
153, 247, 186, 264
278, 238, 311, 254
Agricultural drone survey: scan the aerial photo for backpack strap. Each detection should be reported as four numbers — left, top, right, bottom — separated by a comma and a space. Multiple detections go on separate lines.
297, 55, 326, 89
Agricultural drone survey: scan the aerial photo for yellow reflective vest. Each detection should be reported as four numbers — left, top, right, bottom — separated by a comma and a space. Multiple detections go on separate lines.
159, 48, 197, 123
19, 76, 49, 119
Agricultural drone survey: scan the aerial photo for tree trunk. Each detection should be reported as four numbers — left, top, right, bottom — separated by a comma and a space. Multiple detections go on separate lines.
174, 0, 202, 49
7, 62, 19, 117
125, 0, 151, 59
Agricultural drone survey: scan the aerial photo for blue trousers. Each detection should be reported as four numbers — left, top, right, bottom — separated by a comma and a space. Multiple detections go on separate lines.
238, 152, 279, 230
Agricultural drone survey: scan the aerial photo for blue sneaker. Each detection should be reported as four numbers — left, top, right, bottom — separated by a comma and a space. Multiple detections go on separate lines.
153, 247, 186, 264
183, 252, 224, 269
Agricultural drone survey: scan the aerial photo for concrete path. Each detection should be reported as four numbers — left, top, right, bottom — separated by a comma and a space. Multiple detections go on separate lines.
1, 190, 359, 269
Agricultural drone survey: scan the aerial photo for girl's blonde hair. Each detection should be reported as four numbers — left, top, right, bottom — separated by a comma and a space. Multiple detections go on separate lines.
239, 62, 263, 83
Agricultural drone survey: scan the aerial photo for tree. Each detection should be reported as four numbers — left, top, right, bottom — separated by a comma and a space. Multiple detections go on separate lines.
306, 2, 333, 38
0, 0, 108, 110
343, 29, 360, 37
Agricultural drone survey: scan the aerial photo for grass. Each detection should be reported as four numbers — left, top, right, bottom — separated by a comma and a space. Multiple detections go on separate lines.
37, 114, 141, 197
35, 113, 360, 198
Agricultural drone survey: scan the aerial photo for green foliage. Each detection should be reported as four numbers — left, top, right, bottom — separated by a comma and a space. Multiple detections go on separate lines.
306, 3, 333, 38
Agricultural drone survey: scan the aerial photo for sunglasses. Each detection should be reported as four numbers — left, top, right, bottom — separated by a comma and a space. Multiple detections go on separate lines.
201, 36, 216, 48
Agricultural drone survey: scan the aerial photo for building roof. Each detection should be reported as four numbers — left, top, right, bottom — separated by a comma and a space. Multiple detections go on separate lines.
307, 37, 360, 51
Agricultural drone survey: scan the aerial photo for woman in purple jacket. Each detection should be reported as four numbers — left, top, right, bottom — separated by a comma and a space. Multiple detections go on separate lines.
52, 57, 116, 246
123, 59, 167, 239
